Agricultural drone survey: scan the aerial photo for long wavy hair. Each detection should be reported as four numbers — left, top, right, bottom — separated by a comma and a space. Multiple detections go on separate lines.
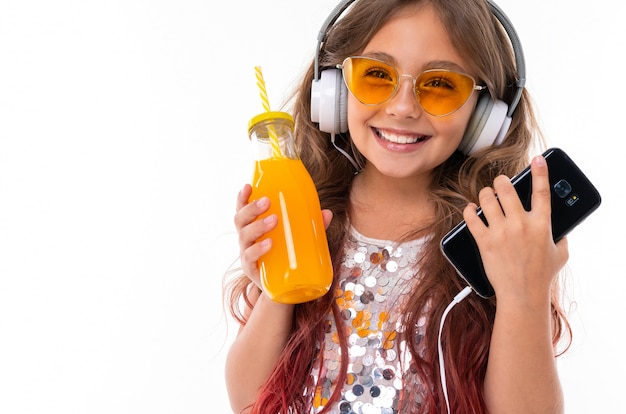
225, 0, 572, 412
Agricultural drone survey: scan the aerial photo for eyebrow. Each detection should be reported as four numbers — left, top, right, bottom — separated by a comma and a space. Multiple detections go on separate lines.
359, 52, 470, 74
426, 60, 468, 73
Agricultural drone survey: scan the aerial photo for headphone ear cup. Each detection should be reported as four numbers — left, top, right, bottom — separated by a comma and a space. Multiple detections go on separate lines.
311, 68, 348, 134
459, 94, 509, 155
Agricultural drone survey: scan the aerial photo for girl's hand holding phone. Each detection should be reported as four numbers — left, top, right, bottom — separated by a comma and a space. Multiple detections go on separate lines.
463, 156, 569, 304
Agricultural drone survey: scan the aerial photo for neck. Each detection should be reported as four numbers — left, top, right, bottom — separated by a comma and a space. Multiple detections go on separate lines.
349, 167, 436, 240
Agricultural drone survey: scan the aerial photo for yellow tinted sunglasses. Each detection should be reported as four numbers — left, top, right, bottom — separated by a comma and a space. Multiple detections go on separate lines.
339, 56, 486, 117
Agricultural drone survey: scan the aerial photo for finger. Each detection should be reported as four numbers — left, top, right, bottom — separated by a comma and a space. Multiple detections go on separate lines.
235, 184, 252, 212
530, 155, 552, 217
237, 211, 277, 280
477, 185, 504, 225
492, 174, 525, 216
241, 237, 273, 267
463, 202, 488, 237
321, 209, 333, 229
238, 211, 277, 252
234, 195, 271, 231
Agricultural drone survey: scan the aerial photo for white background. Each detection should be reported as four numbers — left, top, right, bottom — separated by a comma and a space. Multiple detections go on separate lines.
0, 0, 624, 412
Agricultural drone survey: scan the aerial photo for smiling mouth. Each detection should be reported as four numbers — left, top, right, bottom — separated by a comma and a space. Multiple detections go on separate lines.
374, 128, 429, 144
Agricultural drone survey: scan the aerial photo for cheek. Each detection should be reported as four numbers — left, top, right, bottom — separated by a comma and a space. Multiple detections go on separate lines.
346, 95, 368, 121
346, 96, 375, 133
434, 108, 474, 145
440, 97, 479, 143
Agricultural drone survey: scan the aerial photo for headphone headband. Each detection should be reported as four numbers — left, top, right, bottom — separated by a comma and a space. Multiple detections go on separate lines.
313, 0, 354, 81
487, 0, 525, 116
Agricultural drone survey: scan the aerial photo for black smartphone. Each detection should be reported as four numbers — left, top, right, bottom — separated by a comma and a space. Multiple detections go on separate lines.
440, 147, 601, 298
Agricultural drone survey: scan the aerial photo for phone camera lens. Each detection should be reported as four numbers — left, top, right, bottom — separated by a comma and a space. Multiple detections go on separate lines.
554, 179, 572, 198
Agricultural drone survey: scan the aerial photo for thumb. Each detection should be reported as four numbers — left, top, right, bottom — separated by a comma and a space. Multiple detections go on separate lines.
321, 209, 333, 230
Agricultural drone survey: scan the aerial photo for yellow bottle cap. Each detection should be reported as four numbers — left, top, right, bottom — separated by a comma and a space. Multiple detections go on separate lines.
248, 111, 294, 133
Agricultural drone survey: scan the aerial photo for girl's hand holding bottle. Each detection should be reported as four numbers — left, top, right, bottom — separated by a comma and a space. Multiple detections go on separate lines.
234, 183, 333, 295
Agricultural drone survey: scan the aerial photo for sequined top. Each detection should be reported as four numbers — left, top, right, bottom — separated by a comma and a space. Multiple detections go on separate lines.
310, 227, 429, 414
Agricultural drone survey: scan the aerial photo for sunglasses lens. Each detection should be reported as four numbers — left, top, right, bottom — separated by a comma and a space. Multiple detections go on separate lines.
417, 71, 476, 116
342, 57, 398, 105
342, 57, 478, 116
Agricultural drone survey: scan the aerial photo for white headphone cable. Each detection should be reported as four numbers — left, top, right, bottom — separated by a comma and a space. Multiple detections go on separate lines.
438, 285, 473, 414
330, 132, 362, 173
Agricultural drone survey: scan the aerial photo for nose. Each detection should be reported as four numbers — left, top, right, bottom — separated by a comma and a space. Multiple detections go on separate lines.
385, 75, 422, 119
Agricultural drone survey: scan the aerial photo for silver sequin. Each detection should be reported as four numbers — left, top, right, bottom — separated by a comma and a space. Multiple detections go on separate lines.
310, 227, 428, 413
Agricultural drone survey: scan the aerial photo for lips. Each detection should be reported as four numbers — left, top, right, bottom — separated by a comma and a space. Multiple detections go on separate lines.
374, 127, 429, 144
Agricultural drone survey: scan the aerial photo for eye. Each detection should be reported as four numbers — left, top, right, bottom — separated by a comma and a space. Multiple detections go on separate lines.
363, 66, 395, 82
422, 76, 456, 90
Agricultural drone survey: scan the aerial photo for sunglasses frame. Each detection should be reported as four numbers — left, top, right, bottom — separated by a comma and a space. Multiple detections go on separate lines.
337, 56, 486, 117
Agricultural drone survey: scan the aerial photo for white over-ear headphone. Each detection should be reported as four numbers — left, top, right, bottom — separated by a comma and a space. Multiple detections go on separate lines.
310, 0, 526, 156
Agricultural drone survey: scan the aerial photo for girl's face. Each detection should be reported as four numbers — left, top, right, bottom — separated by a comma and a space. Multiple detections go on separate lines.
347, 4, 480, 181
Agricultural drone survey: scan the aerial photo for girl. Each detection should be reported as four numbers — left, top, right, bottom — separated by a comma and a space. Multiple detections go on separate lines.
225, 0, 571, 412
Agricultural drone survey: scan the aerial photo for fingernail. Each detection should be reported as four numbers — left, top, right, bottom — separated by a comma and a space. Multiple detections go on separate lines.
263, 214, 276, 225
533, 155, 546, 167
256, 197, 268, 208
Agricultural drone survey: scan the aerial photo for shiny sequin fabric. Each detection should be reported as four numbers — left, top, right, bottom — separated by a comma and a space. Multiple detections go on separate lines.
310, 227, 429, 414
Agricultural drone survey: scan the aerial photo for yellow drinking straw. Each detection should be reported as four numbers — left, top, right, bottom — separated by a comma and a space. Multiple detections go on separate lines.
254, 66, 282, 158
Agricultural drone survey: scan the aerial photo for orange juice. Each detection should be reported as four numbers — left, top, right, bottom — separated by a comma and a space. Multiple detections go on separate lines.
250, 157, 333, 304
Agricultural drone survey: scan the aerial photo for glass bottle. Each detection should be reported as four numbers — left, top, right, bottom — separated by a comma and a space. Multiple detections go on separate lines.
247, 111, 333, 304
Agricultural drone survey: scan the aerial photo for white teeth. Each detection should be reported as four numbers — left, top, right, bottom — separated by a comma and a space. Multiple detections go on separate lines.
376, 128, 424, 144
